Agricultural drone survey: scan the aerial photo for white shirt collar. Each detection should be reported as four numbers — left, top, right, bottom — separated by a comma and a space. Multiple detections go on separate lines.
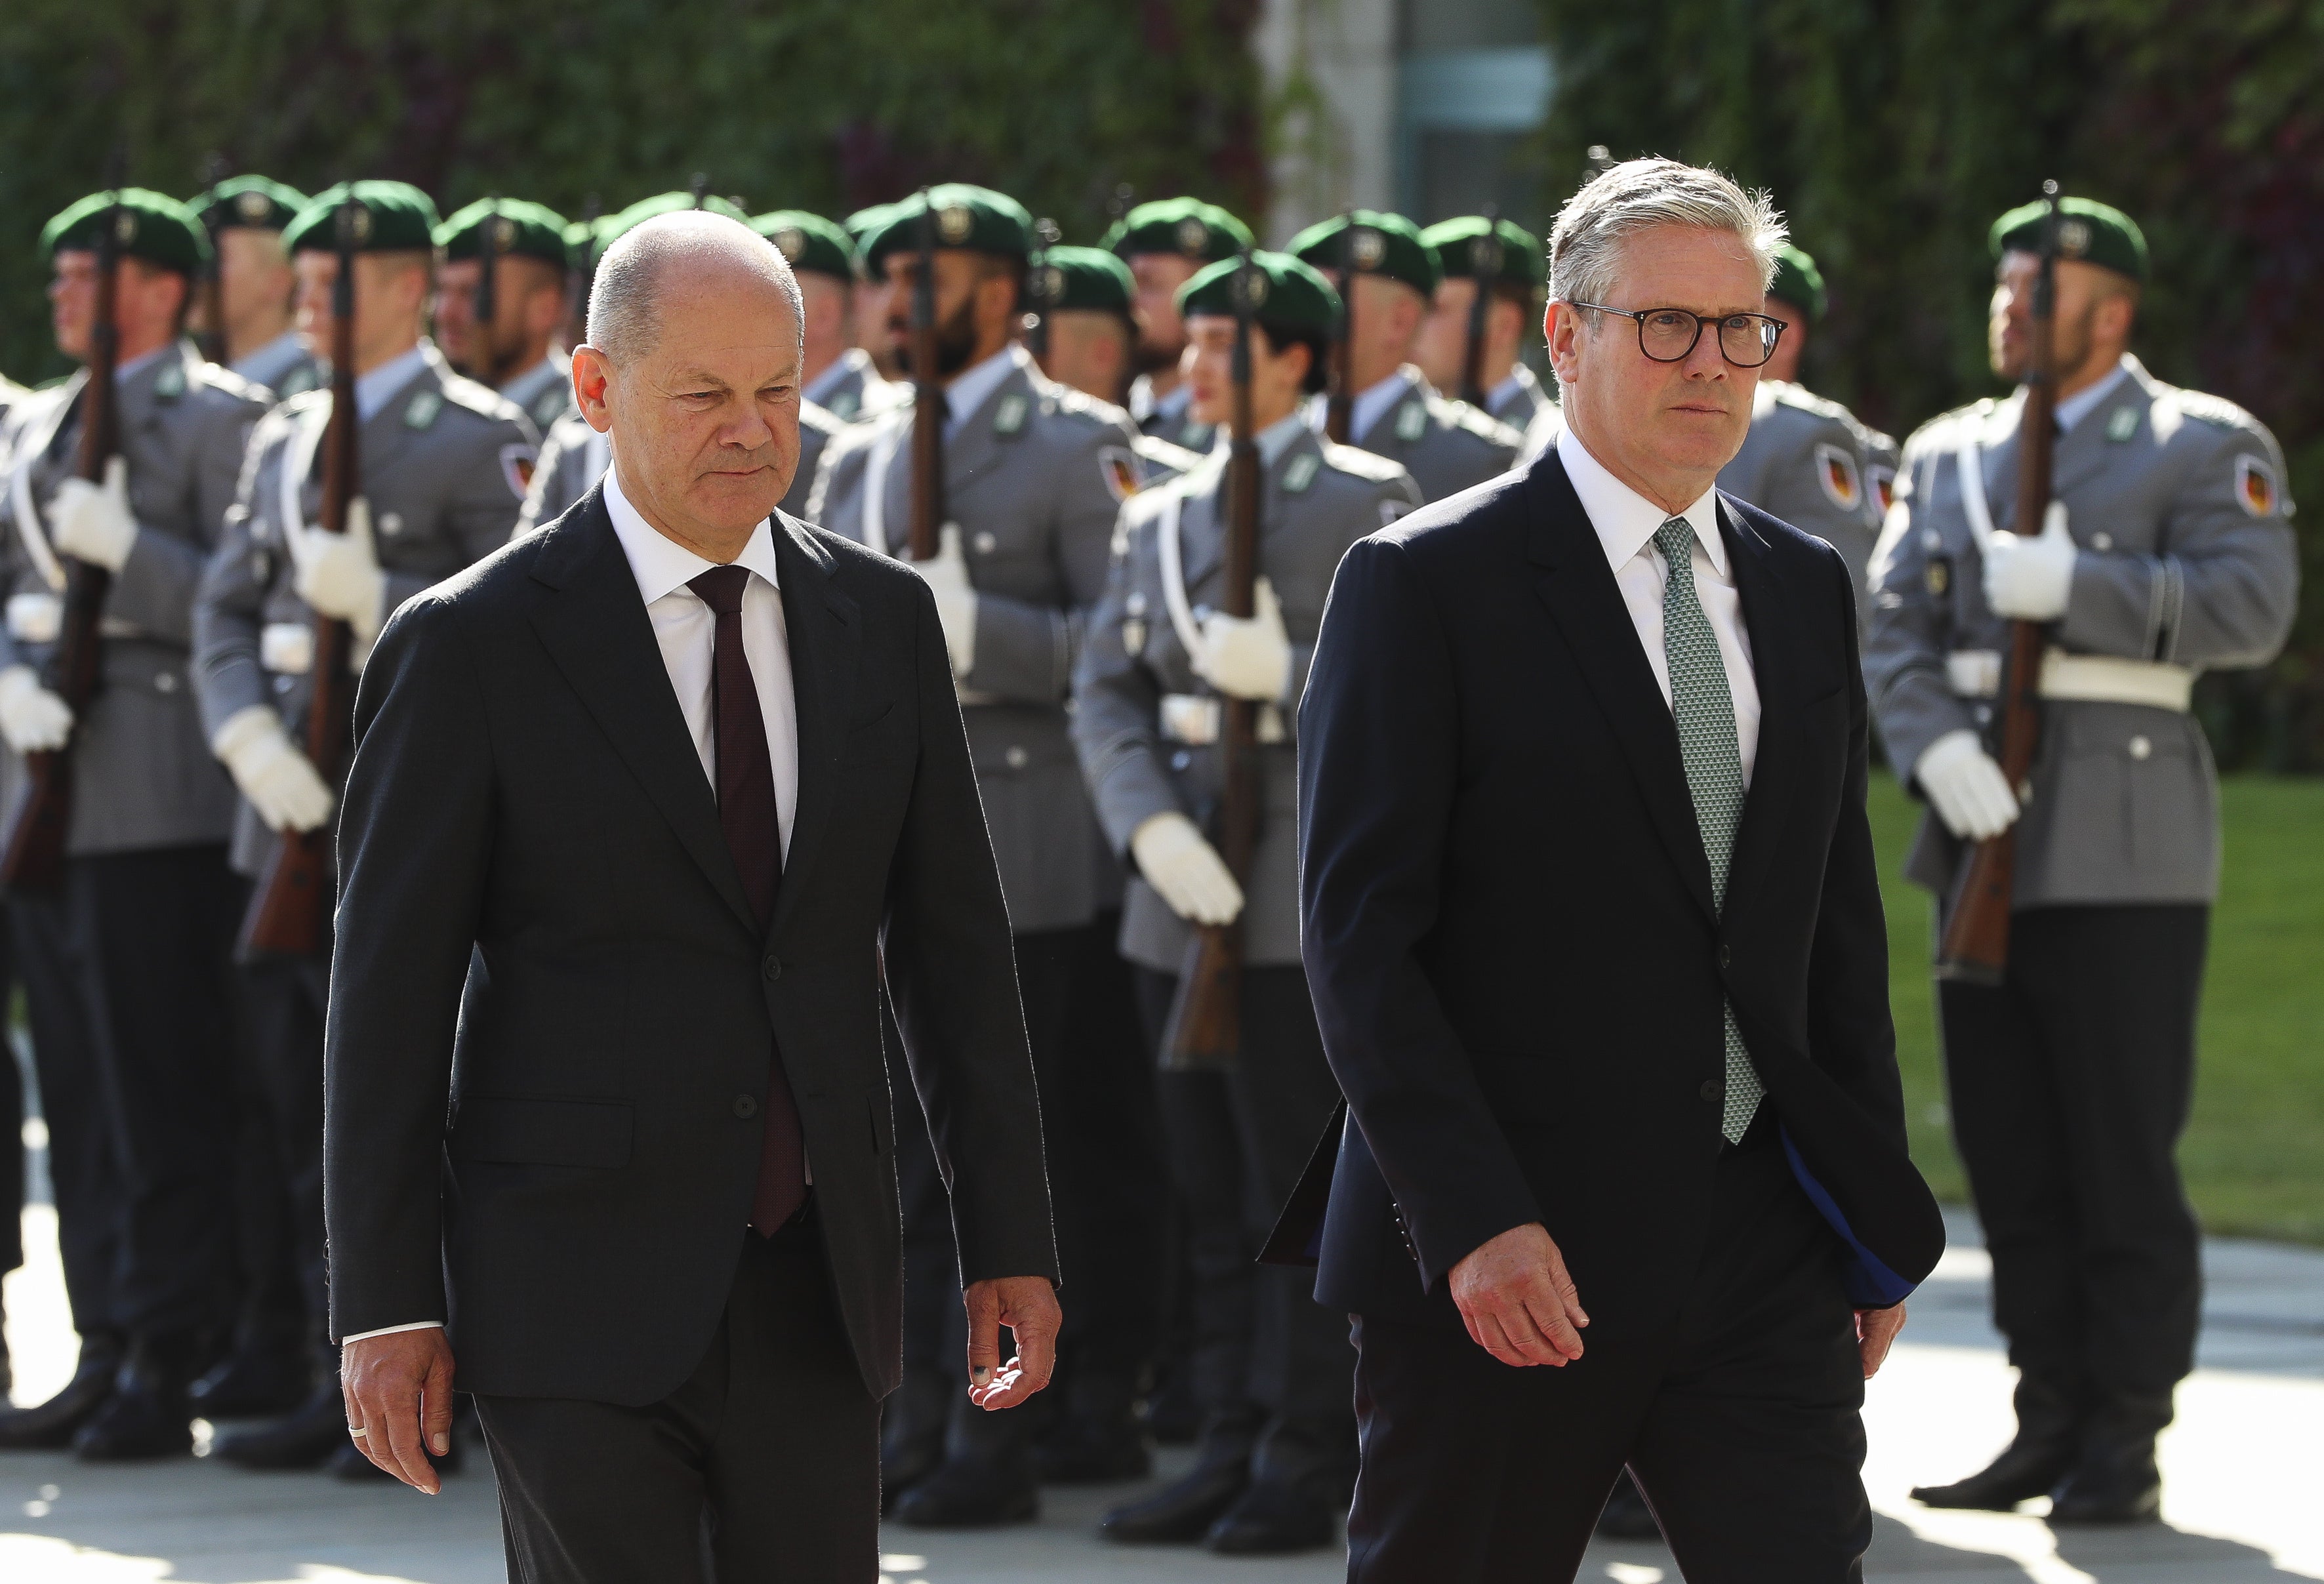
1557, 422, 1727, 580
2052, 354, 2135, 435
942, 344, 1029, 439
803, 347, 867, 408
354, 344, 432, 424
603, 461, 783, 607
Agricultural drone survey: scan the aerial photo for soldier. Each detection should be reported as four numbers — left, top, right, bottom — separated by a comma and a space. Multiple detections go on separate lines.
1075, 252, 1419, 1555
1103, 197, 1252, 453
432, 197, 577, 435
1715, 243, 1890, 614
1027, 244, 1202, 485
187, 175, 322, 397
0, 189, 270, 1460
1412, 214, 1552, 431
1288, 210, 1521, 502
189, 180, 535, 1474
754, 208, 900, 421
1871, 198, 2297, 1524
809, 184, 1161, 1528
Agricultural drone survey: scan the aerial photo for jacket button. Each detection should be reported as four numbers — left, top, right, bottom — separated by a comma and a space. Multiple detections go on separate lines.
1717, 943, 1732, 970
762, 954, 783, 982
1004, 744, 1029, 770
2128, 735, 2152, 760
1701, 1078, 1724, 1105
732, 1094, 758, 1119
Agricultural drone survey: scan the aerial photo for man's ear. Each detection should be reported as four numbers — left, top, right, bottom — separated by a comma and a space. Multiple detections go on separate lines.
571, 347, 615, 434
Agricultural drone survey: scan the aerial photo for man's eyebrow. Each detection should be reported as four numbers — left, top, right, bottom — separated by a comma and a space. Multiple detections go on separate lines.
671, 369, 734, 392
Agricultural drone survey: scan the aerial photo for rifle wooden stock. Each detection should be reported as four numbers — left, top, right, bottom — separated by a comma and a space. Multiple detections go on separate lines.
1459, 212, 1499, 409
1937, 184, 2061, 985
1, 187, 125, 898
907, 194, 943, 562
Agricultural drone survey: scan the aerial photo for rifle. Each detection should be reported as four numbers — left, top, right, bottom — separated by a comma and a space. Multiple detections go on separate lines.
905, 190, 943, 562
1325, 217, 1354, 443
1027, 217, 1061, 364
471, 195, 500, 384
1160, 251, 1263, 1070
0, 171, 127, 897
1460, 208, 1502, 409
197, 152, 230, 364
237, 196, 362, 960
1936, 180, 2061, 985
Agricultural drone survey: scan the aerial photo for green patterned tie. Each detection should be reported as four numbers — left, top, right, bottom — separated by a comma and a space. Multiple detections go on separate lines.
1654, 516, 1763, 1145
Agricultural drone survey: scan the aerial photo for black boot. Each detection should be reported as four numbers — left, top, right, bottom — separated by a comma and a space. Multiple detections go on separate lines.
189, 1345, 311, 1421
1911, 1376, 2084, 1511
72, 1332, 205, 1461
212, 1380, 348, 1471
2047, 1393, 2170, 1526
1034, 1371, 1151, 1485
1596, 1469, 1663, 1539
0, 1332, 122, 1451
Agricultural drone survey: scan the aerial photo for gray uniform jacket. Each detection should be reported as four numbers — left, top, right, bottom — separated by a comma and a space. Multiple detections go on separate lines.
1719, 380, 1888, 616
1130, 375, 1215, 453
1133, 434, 1203, 488
193, 342, 533, 875
235, 331, 325, 400
1074, 433, 1421, 971
0, 342, 270, 854
808, 348, 1141, 934
518, 401, 845, 538
1348, 366, 1522, 504
1486, 362, 1552, 432
502, 355, 578, 437
1864, 355, 2298, 907
805, 348, 903, 424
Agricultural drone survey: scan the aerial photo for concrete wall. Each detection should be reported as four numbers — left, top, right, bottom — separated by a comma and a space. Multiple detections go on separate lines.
1252, 0, 1400, 245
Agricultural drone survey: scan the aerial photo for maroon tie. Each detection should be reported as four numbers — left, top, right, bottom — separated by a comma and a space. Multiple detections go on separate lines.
688, 565, 807, 1234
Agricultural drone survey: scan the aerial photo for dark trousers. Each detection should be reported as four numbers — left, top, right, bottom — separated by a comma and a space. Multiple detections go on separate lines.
236, 956, 331, 1355
1937, 903, 2208, 1424
1, 914, 21, 1282
476, 1214, 880, 1584
68, 845, 245, 1345
6, 892, 122, 1341
1139, 962, 1354, 1484
1345, 1118, 1870, 1583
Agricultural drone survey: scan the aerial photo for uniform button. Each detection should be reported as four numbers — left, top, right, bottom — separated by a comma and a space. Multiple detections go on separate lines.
1004, 745, 1029, 770
2091, 531, 2114, 550
153, 672, 178, 693
274, 676, 295, 694
1717, 943, 1732, 971
732, 1094, 758, 1120
1700, 1079, 1725, 1105
1170, 750, 1193, 772
762, 954, 783, 982
972, 531, 997, 555
2129, 735, 2152, 760
380, 512, 405, 538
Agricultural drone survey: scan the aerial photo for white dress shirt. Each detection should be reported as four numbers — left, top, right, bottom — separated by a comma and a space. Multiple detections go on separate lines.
340, 466, 802, 1346
1557, 424, 1762, 788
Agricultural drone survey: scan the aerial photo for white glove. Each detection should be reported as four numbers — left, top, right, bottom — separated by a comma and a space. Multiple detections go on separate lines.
51, 456, 139, 573
0, 665, 73, 753
1194, 577, 1292, 703
212, 704, 335, 834
1915, 728, 2019, 841
1131, 811, 1244, 926
296, 495, 388, 642
1983, 500, 2077, 621
908, 523, 979, 678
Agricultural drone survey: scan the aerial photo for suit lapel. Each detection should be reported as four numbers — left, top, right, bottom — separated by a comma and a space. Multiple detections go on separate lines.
527, 491, 759, 937
1717, 501, 1801, 921
1524, 453, 1717, 924
765, 514, 858, 938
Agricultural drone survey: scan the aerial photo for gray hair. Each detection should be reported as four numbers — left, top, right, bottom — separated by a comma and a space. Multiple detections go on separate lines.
1548, 157, 1787, 314
586, 210, 804, 367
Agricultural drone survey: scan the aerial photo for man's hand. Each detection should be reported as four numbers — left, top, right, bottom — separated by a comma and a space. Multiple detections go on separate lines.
340, 1328, 457, 1494
962, 1275, 1060, 1411
1448, 1221, 1589, 1368
1856, 1303, 1906, 1379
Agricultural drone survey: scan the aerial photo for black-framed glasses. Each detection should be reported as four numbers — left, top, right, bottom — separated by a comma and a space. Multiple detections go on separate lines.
1566, 301, 1786, 367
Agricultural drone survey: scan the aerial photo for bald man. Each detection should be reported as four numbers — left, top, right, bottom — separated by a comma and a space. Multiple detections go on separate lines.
324, 211, 1060, 1580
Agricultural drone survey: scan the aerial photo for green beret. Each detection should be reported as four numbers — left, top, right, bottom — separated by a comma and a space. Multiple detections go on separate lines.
750, 211, 856, 280
842, 203, 893, 243
1768, 244, 1827, 322
1288, 209, 1438, 299
190, 175, 308, 234
861, 185, 1035, 274
283, 181, 441, 254
1101, 197, 1254, 264
596, 191, 750, 254
1418, 216, 1543, 293
1030, 245, 1133, 314
42, 188, 210, 276
563, 217, 601, 273
1177, 251, 1341, 338
1989, 195, 2148, 283
436, 197, 571, 268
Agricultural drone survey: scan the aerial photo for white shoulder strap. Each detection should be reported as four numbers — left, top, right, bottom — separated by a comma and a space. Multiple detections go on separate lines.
861, 418, 904, 559
1154, 487, 1208, 671
7, 394, 74, 594
1953, 417, 1998, 552
277, 399, 333, 574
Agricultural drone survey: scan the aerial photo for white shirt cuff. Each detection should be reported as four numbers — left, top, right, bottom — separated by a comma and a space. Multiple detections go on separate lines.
341, 1320, 444, 1343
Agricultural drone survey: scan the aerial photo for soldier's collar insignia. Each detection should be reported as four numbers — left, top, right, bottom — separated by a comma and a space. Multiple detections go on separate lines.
2233, 455, 2279, 518
1179, 420, 1212, 449
403, 388, 443, 430
1393, 400, 1427, 442
1814, 441, 1862, 510
532, 388, 568, 429
2106, 405, 2139, 443
993, 392, 1029, 436
1283, 452, 1320, 493
153, 359, 186, 400
281, 365, 317, 397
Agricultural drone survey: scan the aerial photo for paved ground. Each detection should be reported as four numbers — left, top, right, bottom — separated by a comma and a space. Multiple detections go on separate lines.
4, 1202, 2321, 1582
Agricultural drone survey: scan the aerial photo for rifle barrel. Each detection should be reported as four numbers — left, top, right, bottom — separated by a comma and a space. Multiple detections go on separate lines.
906, 191, 943, 561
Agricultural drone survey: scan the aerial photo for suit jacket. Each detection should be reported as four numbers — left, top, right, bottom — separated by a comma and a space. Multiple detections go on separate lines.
1717, 380, 1887, 619
1288, 448, 1943, 1337
322, 487, 1057, 1405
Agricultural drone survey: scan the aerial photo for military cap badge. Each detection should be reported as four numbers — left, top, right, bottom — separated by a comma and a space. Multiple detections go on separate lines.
1237, 268, 1268, 310
2058, 218, 2092, 259
1176, 216, 1209, 254
1037, 264, 1067, 301
237, 189, 273, 223
938, 204, 974, 244
1350, 227, 1387, 270
1469, 235, 1505, 274
350, 205, 374, 244
492, 216, 518, 249
114, 210, 139, 245
773, 227, 806, 262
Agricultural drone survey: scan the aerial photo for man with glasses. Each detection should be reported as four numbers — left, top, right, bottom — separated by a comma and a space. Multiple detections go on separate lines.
1284, 157, 1941, 1581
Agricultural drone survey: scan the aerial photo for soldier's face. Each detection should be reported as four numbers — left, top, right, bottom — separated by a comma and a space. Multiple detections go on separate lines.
1127, 253, 1199, 371
1989, 253, 2136, 386
49, 253, 185, 363
294, 251, 432, 373
1184, 315, 1310, 431
1041, 310, 1131, 404
882, 251, 998, 376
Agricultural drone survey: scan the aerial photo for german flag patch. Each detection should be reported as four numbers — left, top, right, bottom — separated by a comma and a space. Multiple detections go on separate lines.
1867, 463, 1896, 516
1099, 446, 1142, 502
2234, 454, 2279, 518
1814, 443, 1863, 511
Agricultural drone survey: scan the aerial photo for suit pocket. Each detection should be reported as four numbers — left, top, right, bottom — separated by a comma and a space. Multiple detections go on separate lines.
447, 1095, 632, 1169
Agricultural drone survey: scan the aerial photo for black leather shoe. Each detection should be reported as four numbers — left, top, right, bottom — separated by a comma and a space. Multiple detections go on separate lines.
1205, 1475, 1340, 1555
1101, 1451, 1250, 1544
71, 1371, 192, 1462
2047, 1421, 2164, 1526
1912, 1379, 2082, 1511
212, 1382, 348, 1471
1035, 1411, 1152, 1484
1596, 1470, 1663, 1539
0, 1337, 122, 1451
890, 1452, 1039, 1528
190, 1348, 312, 1421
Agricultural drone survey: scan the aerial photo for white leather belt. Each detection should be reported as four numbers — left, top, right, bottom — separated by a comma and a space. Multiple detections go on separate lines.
1160, 693, 1286, 746
261, 622, 315, 676
1947, 649, 2194, 712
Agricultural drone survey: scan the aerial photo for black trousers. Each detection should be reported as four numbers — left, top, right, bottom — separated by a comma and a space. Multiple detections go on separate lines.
476, 1213, 880, 1584
1139, 962, 1354, 1483
1937, 903, 2208, 1421
236, 955, 332, 1355
6, 892, 122, 1341
68, 845, 245, 1345
1345, 1118, 1870, 1583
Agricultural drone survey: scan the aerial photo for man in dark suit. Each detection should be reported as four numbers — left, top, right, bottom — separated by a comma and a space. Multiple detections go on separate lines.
1285, 158, 1945, 1581
325, 209, 1061, 1580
